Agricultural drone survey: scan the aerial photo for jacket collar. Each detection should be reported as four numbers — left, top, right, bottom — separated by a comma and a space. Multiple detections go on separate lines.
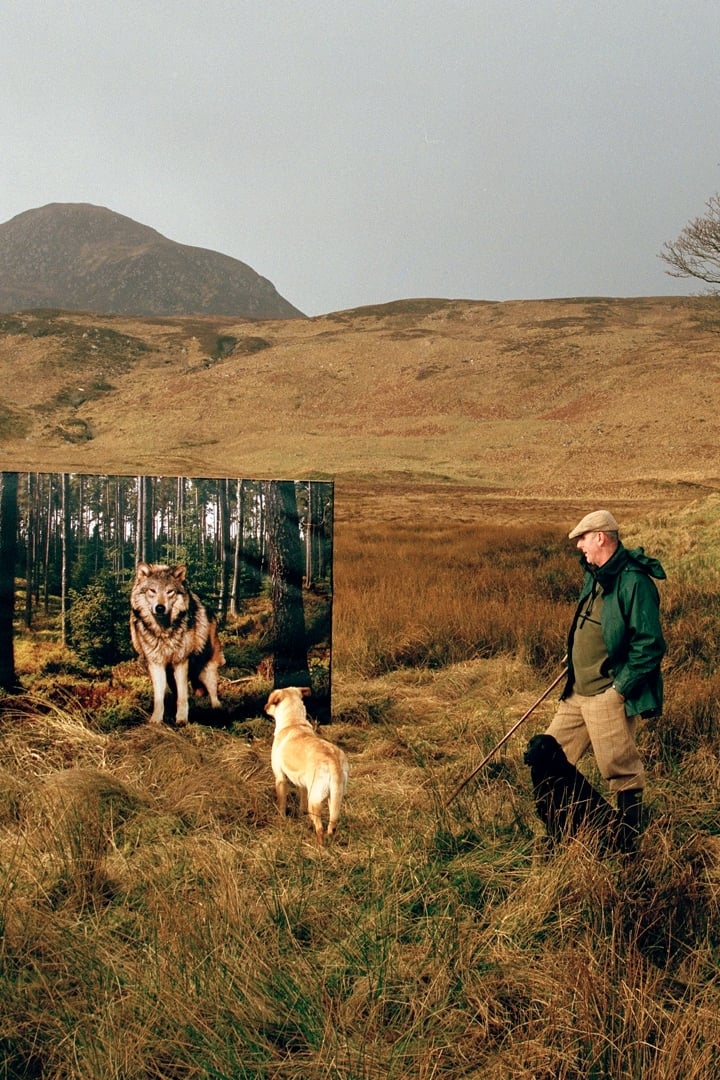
580, 541, 666, 589
580, 542, 629, 591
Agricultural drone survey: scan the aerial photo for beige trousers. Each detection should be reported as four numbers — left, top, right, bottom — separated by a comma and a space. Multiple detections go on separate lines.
545, 685, 645, 794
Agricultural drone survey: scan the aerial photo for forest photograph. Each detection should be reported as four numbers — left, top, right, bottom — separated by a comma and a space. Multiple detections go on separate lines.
0, 471, 334, 726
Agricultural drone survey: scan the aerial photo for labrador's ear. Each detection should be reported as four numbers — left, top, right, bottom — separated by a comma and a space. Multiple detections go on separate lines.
264, 689, 283, 714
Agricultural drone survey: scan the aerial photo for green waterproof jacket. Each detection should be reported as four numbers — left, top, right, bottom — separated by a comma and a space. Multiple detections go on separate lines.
561, 542, 667, 717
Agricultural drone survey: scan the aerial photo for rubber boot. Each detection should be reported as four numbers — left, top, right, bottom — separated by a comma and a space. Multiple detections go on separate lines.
616, 789, 643, 853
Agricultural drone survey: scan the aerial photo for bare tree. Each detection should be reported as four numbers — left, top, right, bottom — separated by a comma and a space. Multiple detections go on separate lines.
660, 193, 720, 288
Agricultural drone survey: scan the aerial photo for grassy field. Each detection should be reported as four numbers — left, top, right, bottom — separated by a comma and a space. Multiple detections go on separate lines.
1, 494, 720, 1078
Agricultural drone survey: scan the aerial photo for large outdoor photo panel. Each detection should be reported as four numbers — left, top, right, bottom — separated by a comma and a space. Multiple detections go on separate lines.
0, 472, 333, 725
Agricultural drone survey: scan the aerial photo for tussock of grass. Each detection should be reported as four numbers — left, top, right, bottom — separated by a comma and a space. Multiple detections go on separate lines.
2, 506, 720, 1076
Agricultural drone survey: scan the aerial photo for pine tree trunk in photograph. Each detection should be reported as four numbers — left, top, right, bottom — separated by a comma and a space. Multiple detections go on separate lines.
265, 481, 311, 690
135, 475, 154, 565
306, 481, 326, 586
0, 472, 18, 691
60, 472, 70, 647
24, 472, 34, 629
230, 478, 244, 616
218, 477, 232, 623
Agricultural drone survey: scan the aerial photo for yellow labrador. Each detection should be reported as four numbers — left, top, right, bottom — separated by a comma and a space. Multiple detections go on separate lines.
264, 686, 349, 844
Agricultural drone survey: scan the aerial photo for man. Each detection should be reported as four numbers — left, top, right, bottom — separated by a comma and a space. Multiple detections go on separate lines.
545, 509, 666, 852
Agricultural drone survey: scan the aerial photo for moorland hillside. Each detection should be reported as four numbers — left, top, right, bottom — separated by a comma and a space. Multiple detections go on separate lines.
0, 293, 718, 528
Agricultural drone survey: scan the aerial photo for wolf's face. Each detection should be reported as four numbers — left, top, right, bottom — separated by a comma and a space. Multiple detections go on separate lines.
132, 563, 188, 626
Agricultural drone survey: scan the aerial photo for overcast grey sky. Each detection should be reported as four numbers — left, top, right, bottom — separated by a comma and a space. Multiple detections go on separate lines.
2, 0, 719, 316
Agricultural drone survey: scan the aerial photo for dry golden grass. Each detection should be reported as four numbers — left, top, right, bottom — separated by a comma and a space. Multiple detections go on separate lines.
1, 296, 720, 505
2, 498, 720, 1077
333, 521, 575, 677
2, 296, 720, 1074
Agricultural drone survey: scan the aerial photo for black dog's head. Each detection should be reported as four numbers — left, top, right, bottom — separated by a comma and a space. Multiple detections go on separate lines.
523, 733, 569, 770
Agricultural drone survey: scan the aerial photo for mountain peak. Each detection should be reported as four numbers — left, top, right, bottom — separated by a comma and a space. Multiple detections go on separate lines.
0, 203, 305, 319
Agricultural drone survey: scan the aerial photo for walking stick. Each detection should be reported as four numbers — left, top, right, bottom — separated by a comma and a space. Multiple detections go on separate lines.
445, 666, 567, 808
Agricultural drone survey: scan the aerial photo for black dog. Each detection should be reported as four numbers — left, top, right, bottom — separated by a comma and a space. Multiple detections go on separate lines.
523, 734, 620, 851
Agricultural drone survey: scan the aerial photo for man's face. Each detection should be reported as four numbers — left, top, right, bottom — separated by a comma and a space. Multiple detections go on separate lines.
576, 530, 607, 567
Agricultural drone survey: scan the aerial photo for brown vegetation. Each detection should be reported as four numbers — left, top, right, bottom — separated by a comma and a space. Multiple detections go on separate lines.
2, 495, 720, 1077
2, 295, 720, 1074
0, 296, 719, 504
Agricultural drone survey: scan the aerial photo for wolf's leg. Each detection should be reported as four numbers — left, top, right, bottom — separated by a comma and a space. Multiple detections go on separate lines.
147, 662, 168, 724
174, 660, 190, 726
200, 662, 221, 708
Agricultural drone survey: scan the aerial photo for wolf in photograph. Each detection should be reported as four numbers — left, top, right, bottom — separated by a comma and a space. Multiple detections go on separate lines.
130, 562, 225, 726
524, 733, 620, 851
264, 686, 349, 844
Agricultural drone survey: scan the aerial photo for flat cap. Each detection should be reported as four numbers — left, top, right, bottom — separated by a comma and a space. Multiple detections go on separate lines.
568, 509, 620, 540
